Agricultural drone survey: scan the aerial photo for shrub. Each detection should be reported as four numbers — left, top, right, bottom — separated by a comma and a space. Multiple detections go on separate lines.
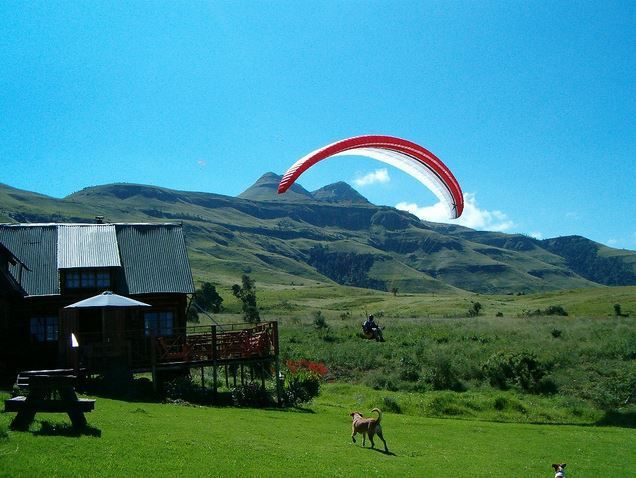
232, 383, 272, 407
522, 306, 568, 317
163, 376, 208, 404
0, 422, 7, 440
422, 354, 465, 392
551, 328, 562, 338
312, 310, 328, 330
492, 395, 527, 414
544, 305, 568, 316
468, 302, 482, 317
482, 351, 548, 393
283, 359, 328, 406
398, 356, 420, 382
364, 370, 400, 391
382, 396, 402, 414
582, 365, 636, 410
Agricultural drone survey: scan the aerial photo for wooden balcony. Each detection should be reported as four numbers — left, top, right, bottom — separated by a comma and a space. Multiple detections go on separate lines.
75, 321, 279, 374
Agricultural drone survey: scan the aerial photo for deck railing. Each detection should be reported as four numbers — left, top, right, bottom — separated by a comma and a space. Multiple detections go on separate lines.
74, 321, 278, 373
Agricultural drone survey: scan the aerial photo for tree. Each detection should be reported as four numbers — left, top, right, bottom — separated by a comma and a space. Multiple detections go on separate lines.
391, 287, 399, 297
232, 274, 260, 323
196, 282, 224, 313
468, 301, 482, 317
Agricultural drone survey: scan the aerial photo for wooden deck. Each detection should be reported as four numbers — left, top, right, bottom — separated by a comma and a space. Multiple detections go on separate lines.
151, 322, 277, 370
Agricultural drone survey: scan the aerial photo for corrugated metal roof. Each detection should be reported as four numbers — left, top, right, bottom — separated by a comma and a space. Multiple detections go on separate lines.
57, 224, 121, 269
0, 223, 194, 297
115, 224, 195, 294
0, 224, 59, 296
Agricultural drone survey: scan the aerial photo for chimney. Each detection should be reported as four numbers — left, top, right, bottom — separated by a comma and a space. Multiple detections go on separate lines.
95, 216, 104, 224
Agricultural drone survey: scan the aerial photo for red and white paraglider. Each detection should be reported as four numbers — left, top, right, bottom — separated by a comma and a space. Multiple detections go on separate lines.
278, 135, 464, 219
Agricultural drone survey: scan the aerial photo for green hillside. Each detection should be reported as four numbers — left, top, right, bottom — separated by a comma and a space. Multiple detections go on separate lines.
1, 179, 634, 295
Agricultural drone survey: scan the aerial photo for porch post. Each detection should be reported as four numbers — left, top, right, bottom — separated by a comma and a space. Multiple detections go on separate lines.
212, 324, 217, 400
273, 321, 282, 407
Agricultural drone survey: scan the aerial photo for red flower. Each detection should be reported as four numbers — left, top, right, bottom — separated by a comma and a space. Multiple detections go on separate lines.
286, 359, 328, 377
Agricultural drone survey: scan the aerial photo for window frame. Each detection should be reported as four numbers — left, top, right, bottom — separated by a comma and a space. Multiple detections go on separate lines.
64, 268, 111, 290
30, 315, 59, 343
144, 310, 175, 337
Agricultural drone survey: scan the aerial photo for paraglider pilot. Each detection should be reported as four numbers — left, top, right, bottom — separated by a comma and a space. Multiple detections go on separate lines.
363, 315, 385, 342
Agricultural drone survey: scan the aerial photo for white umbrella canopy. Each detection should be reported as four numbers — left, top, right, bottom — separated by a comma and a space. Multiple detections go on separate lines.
64, 292, 151, 351
65, 291, 151, 309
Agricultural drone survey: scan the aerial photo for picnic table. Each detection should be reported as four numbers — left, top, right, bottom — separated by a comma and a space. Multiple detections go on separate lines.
4, 370, 95, 430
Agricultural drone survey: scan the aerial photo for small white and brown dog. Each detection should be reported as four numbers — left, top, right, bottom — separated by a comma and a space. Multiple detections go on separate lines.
350, 408, 389, 452
552, 463, 566, 478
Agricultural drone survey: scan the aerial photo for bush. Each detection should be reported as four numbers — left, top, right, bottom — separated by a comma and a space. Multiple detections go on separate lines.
582, 365, 636, 410
551, 328, 562, 338
544, 305, 568, 316
482, 351, 549, 393
421, 354, 465, 392
312, 310, 328, 330
364, 371, 400, 392
398, 356, 420, 382
282, 359, 328, 406
523, 305, 568, 317
468, 302, 482, 317
163, 376, 208, 404
382, 396, 402, 414
232, 383, 272, 407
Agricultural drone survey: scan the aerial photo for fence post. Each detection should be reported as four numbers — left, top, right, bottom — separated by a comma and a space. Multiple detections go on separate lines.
150, 331, 157, 392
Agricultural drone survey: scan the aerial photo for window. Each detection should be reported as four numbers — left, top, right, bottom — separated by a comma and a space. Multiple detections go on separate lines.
144, 311, 174, 337
66, 271, 80, 288
80, 270, 95, 288
65, 269, 110, 289
30, 316, 58, 343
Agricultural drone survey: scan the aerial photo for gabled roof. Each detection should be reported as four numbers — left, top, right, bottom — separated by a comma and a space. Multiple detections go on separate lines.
58, 224, 121, 269
0, 242, 26, 296
0, 225, 58, 296
115, 224, 195, 295
0, 223, 194, 297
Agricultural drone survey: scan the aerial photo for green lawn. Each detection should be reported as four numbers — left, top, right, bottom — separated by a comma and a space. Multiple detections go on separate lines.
1, 385, 635, 477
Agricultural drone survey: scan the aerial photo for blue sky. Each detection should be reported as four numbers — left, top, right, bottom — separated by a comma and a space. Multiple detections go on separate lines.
1, 1, 634, 249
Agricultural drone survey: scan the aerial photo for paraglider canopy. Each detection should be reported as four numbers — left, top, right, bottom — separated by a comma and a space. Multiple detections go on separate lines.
278, 135, 464, 219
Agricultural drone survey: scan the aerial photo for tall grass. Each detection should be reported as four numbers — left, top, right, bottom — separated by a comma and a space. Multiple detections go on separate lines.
274, 313, 636, 414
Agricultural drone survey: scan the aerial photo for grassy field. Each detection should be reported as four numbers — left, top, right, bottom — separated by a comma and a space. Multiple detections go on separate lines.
1, 385, 635, 478
212, 284, 636, 320
200, 289, 636, 420
2, 287, 635, 476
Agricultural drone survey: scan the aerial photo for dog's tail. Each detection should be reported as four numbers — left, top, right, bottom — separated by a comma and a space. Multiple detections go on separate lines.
371, 408, 382, 424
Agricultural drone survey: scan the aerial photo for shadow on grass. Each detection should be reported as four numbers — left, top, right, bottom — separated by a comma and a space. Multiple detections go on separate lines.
596, 410, 636, 428
368, 447, 397, 456
32, 421, 102, 437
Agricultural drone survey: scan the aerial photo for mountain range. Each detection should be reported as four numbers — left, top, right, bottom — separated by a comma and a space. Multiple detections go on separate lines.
1, 174, 635, 294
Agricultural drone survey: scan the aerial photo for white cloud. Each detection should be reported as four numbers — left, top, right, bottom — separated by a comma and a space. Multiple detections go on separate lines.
352, 168, 390, 187
529, 231, 543, 240
197, 159, 207, 167
396, 192, 516, 232
607, 238, 618, 246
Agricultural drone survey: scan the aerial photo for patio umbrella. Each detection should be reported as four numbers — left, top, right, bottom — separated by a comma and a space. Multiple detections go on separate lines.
65, 291, 151, 309
64, 291, 151, 350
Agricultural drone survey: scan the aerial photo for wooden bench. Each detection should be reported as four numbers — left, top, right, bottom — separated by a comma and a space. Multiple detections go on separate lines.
4, 374, 95, 431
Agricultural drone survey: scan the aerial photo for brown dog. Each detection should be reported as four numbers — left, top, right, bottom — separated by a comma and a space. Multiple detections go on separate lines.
350, 408, 389, 452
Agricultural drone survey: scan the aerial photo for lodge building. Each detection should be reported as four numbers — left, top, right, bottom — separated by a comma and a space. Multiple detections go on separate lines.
0, 220, 280, 401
